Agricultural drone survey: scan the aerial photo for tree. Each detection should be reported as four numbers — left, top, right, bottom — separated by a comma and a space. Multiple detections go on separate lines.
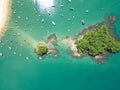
35, 45, 48, 56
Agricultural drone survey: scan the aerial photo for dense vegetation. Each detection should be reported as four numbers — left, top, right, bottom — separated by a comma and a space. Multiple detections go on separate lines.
35, 45, 48, 56
75, 24, 120, 56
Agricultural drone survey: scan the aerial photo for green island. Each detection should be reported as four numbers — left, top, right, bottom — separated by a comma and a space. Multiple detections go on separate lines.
35, 45, 48, 56
75, 24, 120, 57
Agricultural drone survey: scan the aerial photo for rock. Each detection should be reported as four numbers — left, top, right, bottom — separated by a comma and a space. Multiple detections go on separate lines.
54, 54, 58, 58
39, 56, 43, 60
47, 34, 57, 45
95, 55, 105, 64
108, 16, 117, 23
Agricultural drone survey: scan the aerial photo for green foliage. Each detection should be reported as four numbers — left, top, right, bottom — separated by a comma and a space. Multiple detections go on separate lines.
36, 45, 48, 56
75, 24, 120, 56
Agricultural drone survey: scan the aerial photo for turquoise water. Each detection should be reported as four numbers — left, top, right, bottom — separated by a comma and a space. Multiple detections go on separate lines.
0, 0, 120, 90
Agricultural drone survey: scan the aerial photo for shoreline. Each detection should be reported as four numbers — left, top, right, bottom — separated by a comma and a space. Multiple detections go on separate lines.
35, 34, 59, 60
34, 15, 119, 62
0, 0, 12, 39
61, 15, 119, 62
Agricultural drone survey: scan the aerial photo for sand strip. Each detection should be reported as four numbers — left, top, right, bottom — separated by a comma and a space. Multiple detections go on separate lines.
0, 0, 12, 38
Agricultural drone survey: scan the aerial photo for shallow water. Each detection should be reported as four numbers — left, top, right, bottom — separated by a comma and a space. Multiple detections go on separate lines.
0, 0, 120, 90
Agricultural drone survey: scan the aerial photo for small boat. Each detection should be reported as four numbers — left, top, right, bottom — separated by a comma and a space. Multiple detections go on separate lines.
0, 53, 3, 56
51, 21, 56, 26
69, 7, 74, 11
81, 20, 85, 25
85, 10, 89, 13
68, 0, 72, 3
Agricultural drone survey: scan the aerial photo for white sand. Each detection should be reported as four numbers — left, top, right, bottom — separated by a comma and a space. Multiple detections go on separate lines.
61, 38, 82, 57
0, 0, 12, 38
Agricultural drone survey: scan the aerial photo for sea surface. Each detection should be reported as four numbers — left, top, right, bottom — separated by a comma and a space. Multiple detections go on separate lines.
0, 0, 120, 90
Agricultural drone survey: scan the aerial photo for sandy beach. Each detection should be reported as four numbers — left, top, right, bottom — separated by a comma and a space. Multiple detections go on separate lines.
0, 0, 12, 38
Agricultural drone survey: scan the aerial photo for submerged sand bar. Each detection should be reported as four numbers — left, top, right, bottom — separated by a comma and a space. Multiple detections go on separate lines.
0, 0, 12, 38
